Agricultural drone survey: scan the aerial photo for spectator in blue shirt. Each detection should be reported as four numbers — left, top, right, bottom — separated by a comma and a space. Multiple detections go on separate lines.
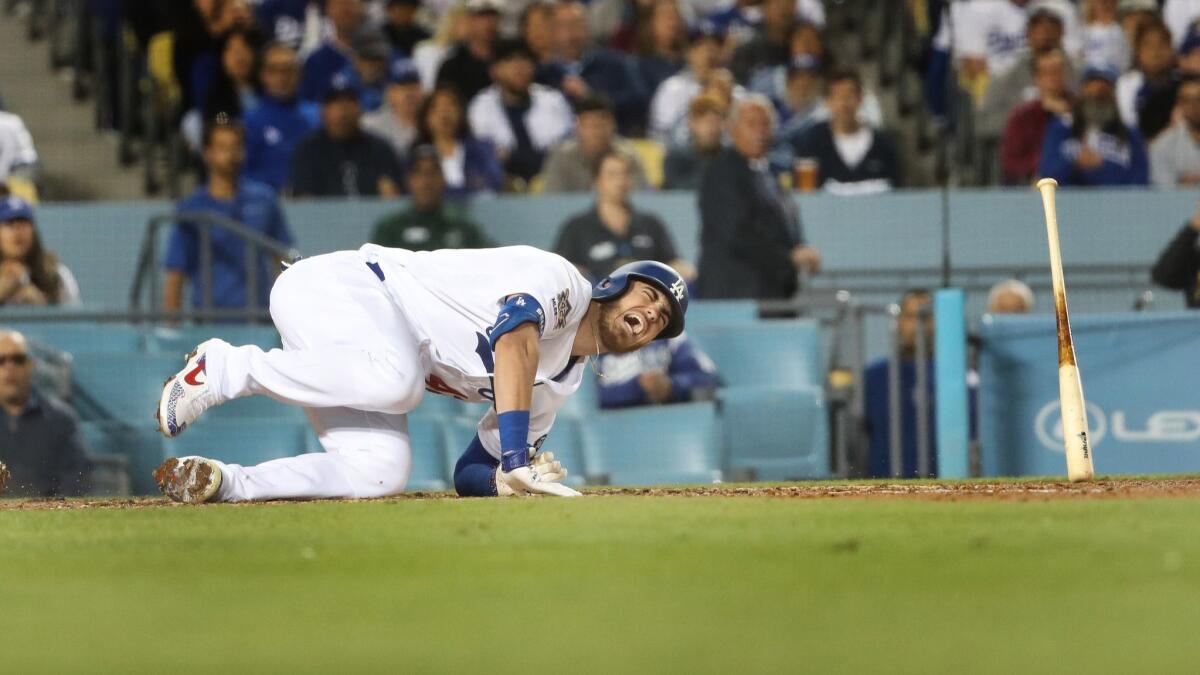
243, 41, 320, 190
1039, 65, 1150, 186
298, 0, 365, 102
537, 1, 650, 136
165, 119, 295, 313
597, 334, 720, 409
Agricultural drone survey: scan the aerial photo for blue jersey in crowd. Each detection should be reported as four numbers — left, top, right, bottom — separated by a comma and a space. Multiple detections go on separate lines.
596, 333, 720, 409
1037, 118, 1149, 187
242, 95, 320, 190
166, 180, 295, 310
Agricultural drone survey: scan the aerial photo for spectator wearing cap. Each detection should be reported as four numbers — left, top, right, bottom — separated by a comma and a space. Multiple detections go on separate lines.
792, 71, 901, 195
383, 0, 431, 57
978, 2, 1074, 143
1083, 0, 1129, 70
1039, 65, 1149, 186
0, 330, 91, 498
730, 0, 799, 84
697, 95, 820, 299
536, 1, 650, 136
0, 109, 38, 202
363, 57, 423, 164
468, 39, 574, 185
340, 30, 396, 113
288, 74, 405, 197
254, 0, 316, 51
650, 23, 743, 143
632, 0, 688, 98
747, 22, 824, 107
706, 0, 826, 46
243, 41, 321, 191
370, 145, 490, 251
1116, 19, 1179, 141
1001, 48, 1074, 184
298, 0, 367, 102
415, 86, 504, 198
0, 197, 80, 306
436, 0, 501, 102
663, 93, 727, 190
1150, 75, 1200, 186
540, 95, 648, 193
555, 151, 694, 283
167, 120, 294, 313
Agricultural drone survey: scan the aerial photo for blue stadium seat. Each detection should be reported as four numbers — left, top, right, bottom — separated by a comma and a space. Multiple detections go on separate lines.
406, 416, 449, 492
688, 320, 822, 388
207, 394, 306, 420
557, 366, 599, 418
683, 300, 758, 328
413, 392, 465, 419
71, 353, 182, 423
580, 402, 722, 485
718, 386, 830, 481
440, 415, 480, 479
147, 324, 281, 355
167, 417, 310, 466
79, 421, 167, 496
10, 322, 145, 354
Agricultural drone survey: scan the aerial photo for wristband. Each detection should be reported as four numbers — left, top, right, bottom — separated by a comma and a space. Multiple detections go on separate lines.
498, 410, 531, 472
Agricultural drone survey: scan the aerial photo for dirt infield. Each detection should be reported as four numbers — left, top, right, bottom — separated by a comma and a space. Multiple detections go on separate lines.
3, 477, 1200, 510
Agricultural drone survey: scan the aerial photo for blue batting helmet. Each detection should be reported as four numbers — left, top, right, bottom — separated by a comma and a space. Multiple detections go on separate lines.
592, 261, 688, 339
0, 196, 34, 224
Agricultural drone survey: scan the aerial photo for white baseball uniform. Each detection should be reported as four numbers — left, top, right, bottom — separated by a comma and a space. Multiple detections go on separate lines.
200, 244, 594, 501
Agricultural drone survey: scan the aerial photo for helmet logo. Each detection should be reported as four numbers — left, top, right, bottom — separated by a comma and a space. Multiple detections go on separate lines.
670, 278, 686, 302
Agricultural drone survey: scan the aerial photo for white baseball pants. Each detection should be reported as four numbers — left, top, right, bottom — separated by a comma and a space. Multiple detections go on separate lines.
200, 251, 430, 502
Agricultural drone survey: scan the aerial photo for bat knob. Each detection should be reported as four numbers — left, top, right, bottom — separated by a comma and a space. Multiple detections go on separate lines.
1036, 178, 1058, 190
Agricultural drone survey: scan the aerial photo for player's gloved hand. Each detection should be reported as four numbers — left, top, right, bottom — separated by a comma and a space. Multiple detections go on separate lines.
500, 465, 581, 497
530, 450, 567, 483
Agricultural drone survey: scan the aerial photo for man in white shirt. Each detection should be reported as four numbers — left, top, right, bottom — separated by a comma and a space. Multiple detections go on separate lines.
0, 110, 39, 200
153, 248, 689, 502
467, 38, 574, 183
1150, 76, 1200, 187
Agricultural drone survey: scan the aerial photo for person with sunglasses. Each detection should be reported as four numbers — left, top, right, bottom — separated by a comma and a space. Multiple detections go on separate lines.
0, 330, 91, 498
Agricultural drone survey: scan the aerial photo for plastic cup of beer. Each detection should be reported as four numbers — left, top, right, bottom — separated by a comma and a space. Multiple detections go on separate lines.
794, 158, 818, 192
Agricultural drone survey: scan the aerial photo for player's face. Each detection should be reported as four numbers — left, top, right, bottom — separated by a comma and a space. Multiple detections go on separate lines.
598, 281, 673, 353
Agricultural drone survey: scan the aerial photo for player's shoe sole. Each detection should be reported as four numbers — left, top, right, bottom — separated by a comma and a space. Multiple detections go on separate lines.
156, 339, 226, 438
154, 457, 223, 503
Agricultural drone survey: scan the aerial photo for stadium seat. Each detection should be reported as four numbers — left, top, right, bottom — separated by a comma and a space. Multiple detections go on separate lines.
206, 394, 306, 421
406, 416, 449, 492
687, 320, 822, 389
682, 301, 758, 328
413, 392, 465, 419
718, 386, 830, 481
440, 415, 480, 480
557, 366, 599, 418
12, 322, 145, 355
80, 421, 167, 496
629, 139, 665, 188
147, 324, 280, 355
167, 417, 310, 467
580, 402, 722, 486
71, 353, 181, 423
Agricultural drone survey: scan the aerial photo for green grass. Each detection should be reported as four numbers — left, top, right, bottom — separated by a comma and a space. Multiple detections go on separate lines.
2, 493, 1199, 674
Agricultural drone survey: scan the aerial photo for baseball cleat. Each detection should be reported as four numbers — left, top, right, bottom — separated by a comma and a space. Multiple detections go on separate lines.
156, 339, 227, 438
154, 456, 223, 503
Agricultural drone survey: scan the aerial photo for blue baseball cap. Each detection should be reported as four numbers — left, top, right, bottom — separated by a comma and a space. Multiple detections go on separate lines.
688, 20, 725, 45
1081, 64, 1118, 84
320, 71, 363, 103
387, 57, 420, 85
0, 196, 34, 224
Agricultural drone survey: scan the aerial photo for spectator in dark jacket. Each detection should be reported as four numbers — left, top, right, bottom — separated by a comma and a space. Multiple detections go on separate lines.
298, 0, 364, 102
414, 86, 504, 199
1001, 49, 1073, 185
435, 0, 500, 102
243, 41, 320, 190
0, 330, 90, 498
696, 95, 820, 299
1151, 201, 1200, 307
288, 74, 404, 197
1039, 65, 1150, 186
663, 93, 727, 190
383, 0, 431, 57
536, 1, 649, 136
792, 70, 901, 194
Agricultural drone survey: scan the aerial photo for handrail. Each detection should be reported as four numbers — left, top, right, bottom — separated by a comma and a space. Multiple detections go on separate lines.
128, 211, 300, 322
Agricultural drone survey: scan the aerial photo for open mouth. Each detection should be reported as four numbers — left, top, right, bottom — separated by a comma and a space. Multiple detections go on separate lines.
623, 312, 645, 337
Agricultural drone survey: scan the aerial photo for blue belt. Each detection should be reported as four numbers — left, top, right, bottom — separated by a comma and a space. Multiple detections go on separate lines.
366, 261, 385, 281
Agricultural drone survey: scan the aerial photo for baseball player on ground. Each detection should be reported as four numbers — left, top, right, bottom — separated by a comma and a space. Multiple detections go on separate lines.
153, 244, 687, 502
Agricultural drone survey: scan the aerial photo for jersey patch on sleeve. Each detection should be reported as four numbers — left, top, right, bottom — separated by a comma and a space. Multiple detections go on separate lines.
489, 293, 546, 349
551, 288, 572, 330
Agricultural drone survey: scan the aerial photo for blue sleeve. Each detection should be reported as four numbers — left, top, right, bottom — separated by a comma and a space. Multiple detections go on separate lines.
488, 293, 546, 349
164, 220, 197, 274
453, 434, 500, 497
1127, 129, 1150, 185
598, 370, 648, 409
666, 338, 721, 403
1037, 120, 1073, 183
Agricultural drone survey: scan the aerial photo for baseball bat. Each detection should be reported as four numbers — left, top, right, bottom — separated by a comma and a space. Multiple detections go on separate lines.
1036, 178, 1095, 482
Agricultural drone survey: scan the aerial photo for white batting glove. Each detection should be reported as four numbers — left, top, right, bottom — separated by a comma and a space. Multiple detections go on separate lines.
530, 450, 568, 483
495, 448, 580, 497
